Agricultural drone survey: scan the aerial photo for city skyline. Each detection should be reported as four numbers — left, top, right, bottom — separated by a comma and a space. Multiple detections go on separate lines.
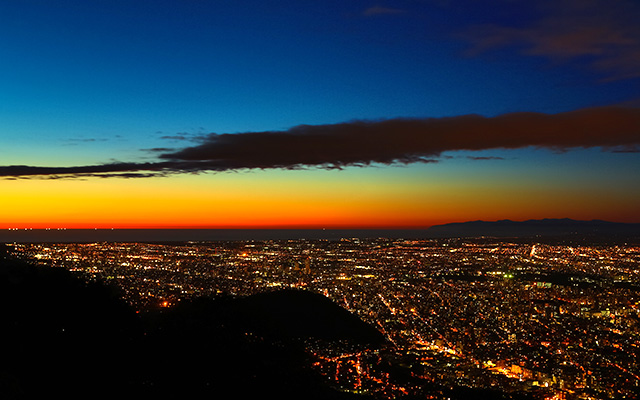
1, 0, 640, 229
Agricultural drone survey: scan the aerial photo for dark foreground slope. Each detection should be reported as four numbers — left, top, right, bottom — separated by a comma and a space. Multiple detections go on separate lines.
0, 246, 381, 400
0, 246, 141, 399
141, 290, 385, 399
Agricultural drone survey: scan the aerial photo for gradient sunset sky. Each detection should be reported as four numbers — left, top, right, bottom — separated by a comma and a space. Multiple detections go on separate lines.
1, 0, 639, 229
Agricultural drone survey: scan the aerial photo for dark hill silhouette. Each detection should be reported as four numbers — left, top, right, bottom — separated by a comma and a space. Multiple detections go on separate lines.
0, 246, 143, 399
153, 289, 384, 345
232, 289, 386, 344
143, 292, 384, 399
0, 245, 377, 400
426, 218, 640, 240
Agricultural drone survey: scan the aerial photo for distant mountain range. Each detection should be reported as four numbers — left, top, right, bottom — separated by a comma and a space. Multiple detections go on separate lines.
425, 218, 640, 239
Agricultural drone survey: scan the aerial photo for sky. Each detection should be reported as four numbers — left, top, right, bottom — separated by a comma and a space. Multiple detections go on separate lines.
1, 0, 639, 229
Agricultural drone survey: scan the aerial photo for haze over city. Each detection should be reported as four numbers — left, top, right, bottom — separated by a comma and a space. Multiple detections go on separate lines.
1, 0, 639, 230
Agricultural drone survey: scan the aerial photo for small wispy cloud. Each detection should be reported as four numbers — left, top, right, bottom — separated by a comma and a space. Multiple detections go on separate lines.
141, 147, 176, 153
363, 5, 406, 17
466, 156, 505, 161
61, 137, 109, 146
159, 133, 208, 143
611, 145, 640, 153
159, 135, 191, 141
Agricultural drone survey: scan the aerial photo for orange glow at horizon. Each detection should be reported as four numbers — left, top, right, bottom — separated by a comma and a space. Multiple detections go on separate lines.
1, 166, 638, 229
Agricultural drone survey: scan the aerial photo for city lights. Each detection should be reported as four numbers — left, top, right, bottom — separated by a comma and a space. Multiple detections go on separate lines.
8, 238, 640, 399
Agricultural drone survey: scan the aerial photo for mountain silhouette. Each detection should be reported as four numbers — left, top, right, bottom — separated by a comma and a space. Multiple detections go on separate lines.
231, 289, 386, 343
0, 245, 142, 399
426, 218, 640, 240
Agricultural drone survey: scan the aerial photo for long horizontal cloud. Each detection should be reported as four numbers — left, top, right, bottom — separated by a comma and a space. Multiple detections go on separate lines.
159, 106, 640, 167
1, 106, 639, 178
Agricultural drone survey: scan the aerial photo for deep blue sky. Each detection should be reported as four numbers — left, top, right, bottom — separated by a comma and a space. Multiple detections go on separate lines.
2, 0, 637, 160
1, 0, 639, 227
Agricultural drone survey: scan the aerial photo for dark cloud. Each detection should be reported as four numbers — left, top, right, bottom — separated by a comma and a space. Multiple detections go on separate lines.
1, 106, 639, 179
462, 0, 640, 81
160, 106, 640, 168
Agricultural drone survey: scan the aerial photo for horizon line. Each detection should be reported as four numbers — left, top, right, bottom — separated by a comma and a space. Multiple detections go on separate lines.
2, 217, 640, 231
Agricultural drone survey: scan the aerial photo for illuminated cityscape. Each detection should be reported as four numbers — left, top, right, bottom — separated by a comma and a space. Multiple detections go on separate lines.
8, 238, 640, 399
2, 1, 639, 399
